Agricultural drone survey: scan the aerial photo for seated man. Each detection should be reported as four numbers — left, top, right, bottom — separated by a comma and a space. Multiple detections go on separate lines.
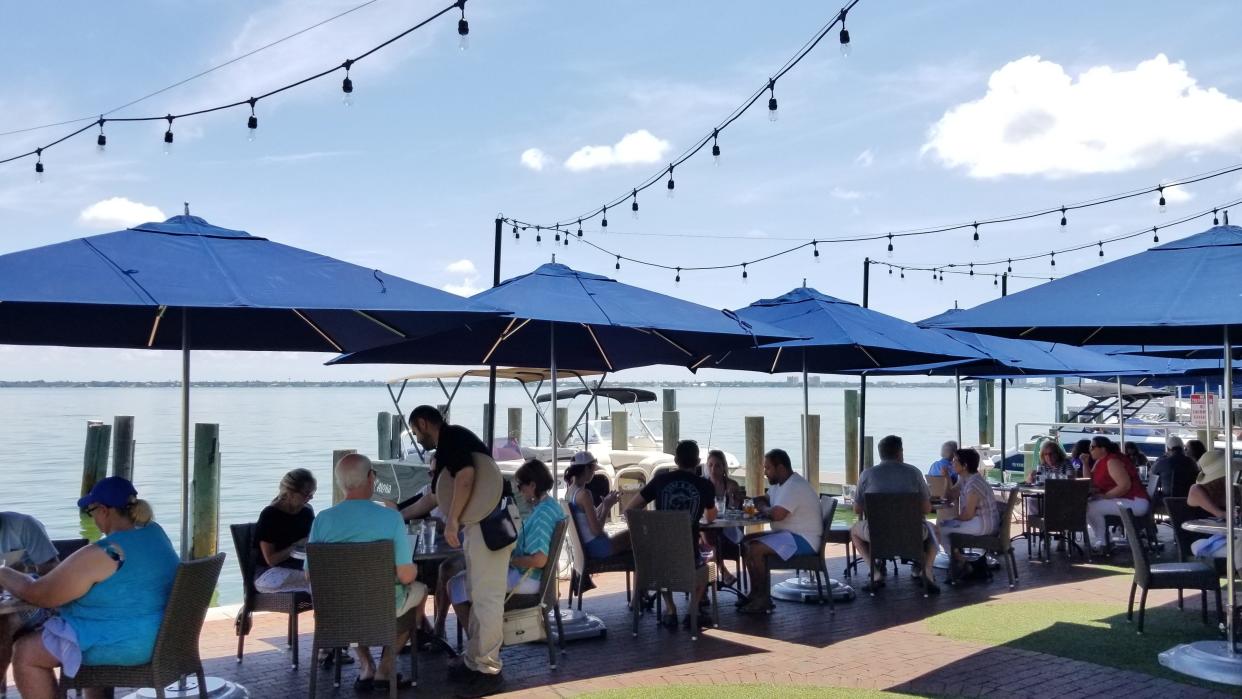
736, 448, 822, 614
0, 511, 60, 687
309, 454, 425, 693
625, 440, 716, 628
1150, 436, 1198, 500
850, 435, 939, 594
927, 441, 959, 484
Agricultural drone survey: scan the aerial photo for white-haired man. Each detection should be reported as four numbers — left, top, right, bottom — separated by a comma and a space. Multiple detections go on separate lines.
1150, 435, 1198, 500
308, 454, 424, 693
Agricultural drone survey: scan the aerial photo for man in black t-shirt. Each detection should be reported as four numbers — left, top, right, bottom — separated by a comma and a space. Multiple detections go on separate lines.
626, 440, 716, 626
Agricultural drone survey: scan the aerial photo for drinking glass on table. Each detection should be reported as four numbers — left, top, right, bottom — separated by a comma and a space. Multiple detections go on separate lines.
742, 498, 756, 517
423, 520, 437, 551
715, 495, 727, 515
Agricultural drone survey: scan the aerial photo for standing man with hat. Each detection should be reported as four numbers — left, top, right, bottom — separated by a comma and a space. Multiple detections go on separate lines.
408, 405, 509, 695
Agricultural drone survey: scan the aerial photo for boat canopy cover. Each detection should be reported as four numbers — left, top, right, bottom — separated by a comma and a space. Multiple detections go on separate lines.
535, 387, 657, 405
1060, 383, 1170, 400
387, 367, 601, 385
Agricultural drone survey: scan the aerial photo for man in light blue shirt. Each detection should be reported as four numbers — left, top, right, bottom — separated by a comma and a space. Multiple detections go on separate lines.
309, 454, 422, 692
927, 441, 959, 484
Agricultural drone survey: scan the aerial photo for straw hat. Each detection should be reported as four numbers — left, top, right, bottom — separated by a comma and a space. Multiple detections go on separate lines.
1196, 449, 1242, 484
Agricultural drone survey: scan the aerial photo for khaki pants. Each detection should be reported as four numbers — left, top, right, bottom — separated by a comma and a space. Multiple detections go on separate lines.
463, 522, 514, 675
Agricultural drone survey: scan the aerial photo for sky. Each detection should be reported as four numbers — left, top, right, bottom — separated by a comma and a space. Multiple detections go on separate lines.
2, 0, 1242, 382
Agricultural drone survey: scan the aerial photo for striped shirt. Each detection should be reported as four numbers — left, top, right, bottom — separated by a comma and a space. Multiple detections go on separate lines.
959, 473, 998, 535
514, 496, 565, 581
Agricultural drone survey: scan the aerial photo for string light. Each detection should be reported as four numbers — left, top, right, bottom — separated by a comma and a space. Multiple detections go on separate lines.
341, 59, 355, 107
1097, 241, 1104, 257
554, 228, 561, 243
1214, 208, 1220, 226
1158, 185, 1166, 213
631, 189, 639, 219
888, 266, 892, 275
512, 224, 519, 240
95, 118, 106, 153
812, 240, 820, 262
675, 267, 681, 285
1059, 206, 1067, 230
162, 115, 174, 155
615, 255, 621, 270
886, 233, 893, 256
899, 268, 904, 279
577, 219, 583, 237
1007, 259, 1012, 273
601, 206, 608, 229
993, 274, 998, 286
711, 129, 721, 165
742, 263, 749, 281
34, 148, 43, 182
457, 0, 469, 51
247, 98, 258, 141
838, 8, 852, 56
666, 165, 675, 198
767, 78, 779, 122
968, 263, 974, 276
971, 222, 980, 246
535, 226, 542, 245
1050, 252, 1056, 267
1152, 227, 1159, 243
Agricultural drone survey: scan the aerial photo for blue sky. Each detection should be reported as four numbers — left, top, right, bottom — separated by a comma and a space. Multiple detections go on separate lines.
2, 0, 1242, 381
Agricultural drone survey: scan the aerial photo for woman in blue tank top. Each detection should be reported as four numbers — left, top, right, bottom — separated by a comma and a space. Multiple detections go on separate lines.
0, 477, 178, 698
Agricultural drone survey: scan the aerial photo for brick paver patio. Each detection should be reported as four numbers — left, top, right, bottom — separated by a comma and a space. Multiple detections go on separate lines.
4, 536, 1236, 697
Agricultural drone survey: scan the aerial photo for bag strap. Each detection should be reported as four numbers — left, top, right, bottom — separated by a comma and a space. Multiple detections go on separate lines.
504, 566, 537, 604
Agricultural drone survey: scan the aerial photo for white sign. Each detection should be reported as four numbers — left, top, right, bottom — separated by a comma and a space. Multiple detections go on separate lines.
1190, 392, 1218, 428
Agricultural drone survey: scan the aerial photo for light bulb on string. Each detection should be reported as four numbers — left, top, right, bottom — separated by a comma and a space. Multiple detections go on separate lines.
576, 219, 583, 237
34, 148, 44, 183
247, 98, 258, 142
1050, 252, 1056, 268
512, 224, 519, 240
1059, 206, 1068, 231
886, 233, 894, 257
341, 60, 355, 107
631, 189, 639, 219
95, 118, 107, 153
767, 78, 778, 122
711, 129, 721, 166
899, 269, 904, 279
457, 1, 469, 52
163, 115, 174, 155
1007, 259, 1013, 273
666, 165, 675, 198
1157, 185, 1166, 213
838, 9, 851, 56
1098, 241, 1104, 257
993, 275, 998, 286
1213, 209, 1220, 226
535, 226, 542, 245
969, 263, 974, 277
887, 266, 892, 276
1152, 227, 1160, 244
615, 256, 621, 271
675, 268, 681, 286
554, 228, 561, 243
601, 206, 608, 229
742, 263, 749, 283
972, 222, 980, 246
812, 241, 821, 263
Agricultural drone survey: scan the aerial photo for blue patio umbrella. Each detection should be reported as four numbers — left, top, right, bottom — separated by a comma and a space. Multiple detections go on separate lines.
331, 262, 798, 474
921, 224, 1242, 681
0, 213, 503, 557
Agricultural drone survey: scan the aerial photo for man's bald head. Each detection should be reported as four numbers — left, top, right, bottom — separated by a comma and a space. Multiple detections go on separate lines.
335, 453, 374, 496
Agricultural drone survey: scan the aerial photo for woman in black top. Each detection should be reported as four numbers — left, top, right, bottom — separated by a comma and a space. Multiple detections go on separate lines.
254, 468, 316, 593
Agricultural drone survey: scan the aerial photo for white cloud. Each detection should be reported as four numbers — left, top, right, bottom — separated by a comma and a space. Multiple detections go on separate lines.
564, 130, 671, 172
441, 279, 483, 297
830, 187, 863, 200
78, 197, 166, 229
854, 149, 874, 167
444, 259, 477, 275
923, 54, 1242, 178
520, 148, 549, 171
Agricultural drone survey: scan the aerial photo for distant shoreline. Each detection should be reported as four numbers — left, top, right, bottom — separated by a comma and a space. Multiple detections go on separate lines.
0, 379, 1043, 389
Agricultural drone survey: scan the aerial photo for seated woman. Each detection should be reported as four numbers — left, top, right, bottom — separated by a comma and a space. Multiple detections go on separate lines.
1123, 442, 1149, 470
3, 477, 178, 699
1027, 440, 1073, 485
254, 468, 316, 594
448, 459, 565, 628
937, 449, 998, 575
1085, 436, 1149, 551
565, 452, 629, 559
702, 449, 743, 584
1069, 439, 1092, 478
1187, 449, 1234, 519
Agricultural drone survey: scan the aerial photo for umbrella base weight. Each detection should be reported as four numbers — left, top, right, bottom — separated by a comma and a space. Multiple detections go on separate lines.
770, 576, 855, 603
551, 608, 608, 642
1159, 640, 1242, 686
123, 676, 249, 698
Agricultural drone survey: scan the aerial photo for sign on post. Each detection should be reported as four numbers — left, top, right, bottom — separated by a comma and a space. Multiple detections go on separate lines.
1190, 392, 1219, 427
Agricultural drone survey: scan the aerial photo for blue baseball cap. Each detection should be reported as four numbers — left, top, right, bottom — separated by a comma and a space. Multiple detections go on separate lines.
77, 476, 138, 510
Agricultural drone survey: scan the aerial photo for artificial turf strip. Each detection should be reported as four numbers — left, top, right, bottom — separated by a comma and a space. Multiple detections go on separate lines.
925, 600, 1226, 689
577, 686, 926, 699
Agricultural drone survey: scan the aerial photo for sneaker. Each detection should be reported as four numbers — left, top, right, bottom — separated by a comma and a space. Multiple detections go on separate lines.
453, 669, 504, 698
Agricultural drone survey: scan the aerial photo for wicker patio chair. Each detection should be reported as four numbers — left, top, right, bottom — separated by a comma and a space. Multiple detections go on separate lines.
627, 509, 715, 640
862, 492, 927, 596
502, 518, 569, 668
58, 553, 226, 699
764, 494, 838, 611
562, 502, 634, 610
229, 523, 313, 670
947, 488, 1020, 587
1039, 478, 1091, 561
305, 541, 417, 699
51, 538, 89, 560
1119, 506, 1220, 633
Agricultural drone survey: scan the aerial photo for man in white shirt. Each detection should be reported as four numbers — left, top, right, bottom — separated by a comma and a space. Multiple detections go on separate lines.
737, 449, 822, 614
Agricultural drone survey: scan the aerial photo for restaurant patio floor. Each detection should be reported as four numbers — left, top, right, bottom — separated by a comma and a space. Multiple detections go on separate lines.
6, 531, 1238, 698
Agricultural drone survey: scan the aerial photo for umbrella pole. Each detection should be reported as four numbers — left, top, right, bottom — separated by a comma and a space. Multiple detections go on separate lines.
1226, 326, 1236, 654
955, 369, 962, 446
1000, 379, 1007, 483
550, 324, 558, 486
180, 310, 190, 561
1117, 376, 1126, 449
802, 350, 809, 477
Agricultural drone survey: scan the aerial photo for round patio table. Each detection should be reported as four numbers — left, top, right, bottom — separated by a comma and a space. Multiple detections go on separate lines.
1181, 518, 1231, 536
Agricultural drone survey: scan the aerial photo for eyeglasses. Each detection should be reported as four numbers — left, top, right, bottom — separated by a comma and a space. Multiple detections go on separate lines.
83, 505, 100, 517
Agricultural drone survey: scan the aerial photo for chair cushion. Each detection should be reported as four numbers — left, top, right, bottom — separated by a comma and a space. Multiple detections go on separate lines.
1149, 561, 1220, 589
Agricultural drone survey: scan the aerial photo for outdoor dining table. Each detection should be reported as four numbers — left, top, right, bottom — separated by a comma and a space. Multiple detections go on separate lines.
0, 593, 34, 616
1182, 518, 1231, 536
700, 512, 773, 601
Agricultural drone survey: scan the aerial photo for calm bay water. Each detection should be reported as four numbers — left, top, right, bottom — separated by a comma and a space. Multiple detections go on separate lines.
0, 383, 1063, 603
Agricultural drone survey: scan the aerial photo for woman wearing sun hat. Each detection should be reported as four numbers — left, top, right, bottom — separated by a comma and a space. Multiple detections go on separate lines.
1188, 449, 1240, 519
1, 476, 178, 698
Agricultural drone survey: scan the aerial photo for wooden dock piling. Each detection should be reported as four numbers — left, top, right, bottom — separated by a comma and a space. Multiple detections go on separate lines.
745, 416, 764, 495
611, 411, 628, 450
111, 416, 135, 480
81, 421, 111, 497
390, 414, 403, 459
662, 389, 680, 455
863, 435, 874, 470
190, 423, 220, 560
978, 380, 996, 445
844, 389, 859, 484
377, 412, 393, 459
803, 414, 820, 492
555, 407, 569, 446
507, 407, 523, 443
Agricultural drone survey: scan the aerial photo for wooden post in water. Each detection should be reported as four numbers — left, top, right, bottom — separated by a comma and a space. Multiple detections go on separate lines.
111, 416, 135, 480
377, 412, 393, 459
81, 421, 111, 498
507, 408, 523, 443
745, 416, 765, 495
555, 407, 569, 446
844, 390, 859, 484
662, 389, 680, 455
482, 405, 493, 446
331, 449, 356, 505
863, 436, 875, 470
390, 414, 403, 459
1054, 377, 1066, 423
611, 411, 628, 450
190, 423, 220, 560
978, 380, 995, 445
802, 414, 820, 492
